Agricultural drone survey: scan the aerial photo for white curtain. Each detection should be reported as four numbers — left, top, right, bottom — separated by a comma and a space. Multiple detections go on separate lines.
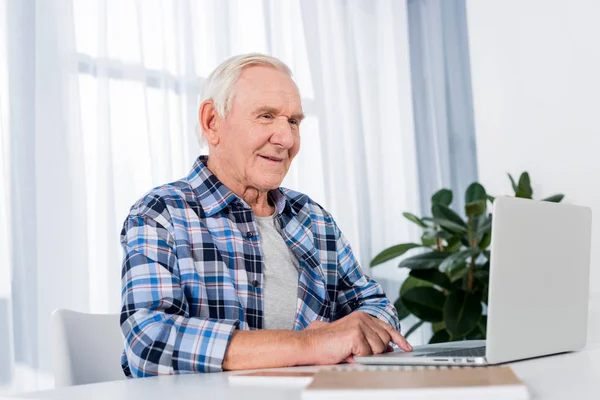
0, 0, 420, 393
407, 0, 479, 215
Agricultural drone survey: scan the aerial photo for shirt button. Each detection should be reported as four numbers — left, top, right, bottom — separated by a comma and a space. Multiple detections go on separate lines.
246, 231, 254, 239
251, 280, 260, 288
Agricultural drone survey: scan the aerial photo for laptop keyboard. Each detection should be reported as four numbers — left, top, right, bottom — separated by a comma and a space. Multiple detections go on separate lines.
415, 346, 486, 358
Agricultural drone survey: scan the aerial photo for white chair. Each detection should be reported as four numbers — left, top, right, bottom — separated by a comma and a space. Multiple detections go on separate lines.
52, 309, 126, 387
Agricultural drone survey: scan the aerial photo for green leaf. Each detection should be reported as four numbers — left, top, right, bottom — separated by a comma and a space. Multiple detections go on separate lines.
400, 275, 433, 296
465, 183, 487, 204
507, 173, 519, 193
432, 321, 446, 333
432, 204, 469, 233
444, 290, 483, 337
474, 214, 492, 246
398, 251, 450, 270
445, 236, 462, 252
435, 230, 453, 240
473, 269, 490, 290
421, 231, 437, 247
465, 328, 485, 340
465, 200, 486, 217
429, 329, 450, 344
432, 204, 468, 228
543, 194, 564, 203
401, 287, 446, 322
448, 262, 468, 283
371, 243, 422, 267
432, 218, 469, 234
409, 269, 453, 291
393, 297, 411, 321
403, 212, 428, 228
518, 172, 533, 198
478, 315, 488, 336
431, 189, 453, 207
478, 232, 492, 249
439, 248, 480, 271
481, 287, 489, 305
487, 194, 495, 203
403, 320, 424, 339
475, 214, 492, 235
459, 235, 470, 247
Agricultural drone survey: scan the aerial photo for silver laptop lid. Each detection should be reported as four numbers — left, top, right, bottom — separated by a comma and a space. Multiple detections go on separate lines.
486, 196, 592, 364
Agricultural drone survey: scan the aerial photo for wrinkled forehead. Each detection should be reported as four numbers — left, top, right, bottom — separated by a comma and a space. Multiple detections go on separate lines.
231, 66, 302, 112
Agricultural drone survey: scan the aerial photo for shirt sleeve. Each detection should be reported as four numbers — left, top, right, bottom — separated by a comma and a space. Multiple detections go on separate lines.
120, 214, 239, 377
333, 221, 401, 332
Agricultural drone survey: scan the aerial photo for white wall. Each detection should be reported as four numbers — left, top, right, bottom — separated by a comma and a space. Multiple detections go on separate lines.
466, 0, 600, 297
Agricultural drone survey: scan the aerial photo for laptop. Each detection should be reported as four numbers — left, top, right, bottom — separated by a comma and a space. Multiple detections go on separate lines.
355, 196, 592, 366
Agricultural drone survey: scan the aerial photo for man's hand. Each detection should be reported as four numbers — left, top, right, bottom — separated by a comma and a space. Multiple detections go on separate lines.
301, 311, 412, 365
305, 320, 329, 330
222, 312, 411, 370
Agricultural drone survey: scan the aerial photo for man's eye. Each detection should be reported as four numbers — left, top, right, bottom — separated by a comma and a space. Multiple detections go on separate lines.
260, 114, 273, 120
289, 119, 299, 126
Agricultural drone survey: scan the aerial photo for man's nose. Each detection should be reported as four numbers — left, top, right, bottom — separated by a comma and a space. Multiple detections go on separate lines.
270, 117, 294, 149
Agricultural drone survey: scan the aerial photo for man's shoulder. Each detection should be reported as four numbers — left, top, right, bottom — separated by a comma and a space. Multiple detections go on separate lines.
280, 188, 333, 223
127, 179, 197, 222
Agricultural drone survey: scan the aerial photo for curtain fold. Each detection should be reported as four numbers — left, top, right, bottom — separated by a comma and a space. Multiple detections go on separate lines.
407, 0, 478, 215
5, 0, 38, 383
0, 0, 14, 387
34, 0, 91, 374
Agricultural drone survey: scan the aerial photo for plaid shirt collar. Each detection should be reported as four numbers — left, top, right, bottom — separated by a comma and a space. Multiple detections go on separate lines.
186, 155, 294, 217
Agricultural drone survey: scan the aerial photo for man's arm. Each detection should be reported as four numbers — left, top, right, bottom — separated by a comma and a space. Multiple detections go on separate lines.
120, 214, 240, 376
222, 310, 410, 370
333, 220, 402, 331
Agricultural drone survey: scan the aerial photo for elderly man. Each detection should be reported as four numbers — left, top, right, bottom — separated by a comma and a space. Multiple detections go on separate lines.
120, 53, 411, 377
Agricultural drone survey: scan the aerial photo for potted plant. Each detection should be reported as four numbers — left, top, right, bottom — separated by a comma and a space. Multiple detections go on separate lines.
371, 172, 564, 343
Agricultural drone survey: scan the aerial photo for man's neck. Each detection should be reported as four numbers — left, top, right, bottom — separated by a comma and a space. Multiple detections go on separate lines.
239, 188, 275, 217
206, 156, 275, 217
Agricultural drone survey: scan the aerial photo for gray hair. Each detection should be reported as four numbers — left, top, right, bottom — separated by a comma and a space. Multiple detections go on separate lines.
195, 53, 293, 147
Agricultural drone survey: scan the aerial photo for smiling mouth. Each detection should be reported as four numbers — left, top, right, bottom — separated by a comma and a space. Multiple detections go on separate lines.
259, 155, 284, 163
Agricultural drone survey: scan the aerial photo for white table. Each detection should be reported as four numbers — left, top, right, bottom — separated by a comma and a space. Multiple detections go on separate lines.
11, 300, 600, 400
6, 342, 598, 400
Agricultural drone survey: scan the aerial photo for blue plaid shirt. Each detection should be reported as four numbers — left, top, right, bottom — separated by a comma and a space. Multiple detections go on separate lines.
120, 156, 400, 377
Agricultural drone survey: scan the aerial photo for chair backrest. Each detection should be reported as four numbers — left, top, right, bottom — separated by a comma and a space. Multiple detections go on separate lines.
52, 309, 126, 387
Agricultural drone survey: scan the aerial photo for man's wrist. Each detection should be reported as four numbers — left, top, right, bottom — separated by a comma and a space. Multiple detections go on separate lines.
295, 329, 316, 366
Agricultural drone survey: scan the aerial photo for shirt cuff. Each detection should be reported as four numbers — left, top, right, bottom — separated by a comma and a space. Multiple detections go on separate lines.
356, 304, 401, 332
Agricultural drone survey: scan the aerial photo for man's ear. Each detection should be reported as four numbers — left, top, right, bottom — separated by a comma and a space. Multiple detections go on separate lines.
199, 100, 221, 145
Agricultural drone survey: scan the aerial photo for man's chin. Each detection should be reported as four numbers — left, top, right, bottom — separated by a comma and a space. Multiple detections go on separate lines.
253, 177, 285, 191
252, 169, 287, 187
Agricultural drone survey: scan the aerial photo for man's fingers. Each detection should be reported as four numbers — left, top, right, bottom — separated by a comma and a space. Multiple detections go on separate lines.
360, 325, 387, 354
366, 320, 393, 352
370, 316, 413, 352
351, 331, 373, 357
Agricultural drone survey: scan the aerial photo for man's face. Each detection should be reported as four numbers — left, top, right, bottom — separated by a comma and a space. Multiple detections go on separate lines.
214, 66, 303, 191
